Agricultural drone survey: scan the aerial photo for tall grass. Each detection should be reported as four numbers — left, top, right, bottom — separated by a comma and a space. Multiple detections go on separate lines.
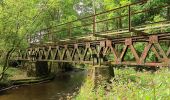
0, 66, 22, 77
76, 67, 170, 100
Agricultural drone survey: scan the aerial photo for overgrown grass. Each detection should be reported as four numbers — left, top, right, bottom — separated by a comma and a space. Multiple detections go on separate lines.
0, 66, 21, 86
0, 66, 23, 77
76, 67, 170, 100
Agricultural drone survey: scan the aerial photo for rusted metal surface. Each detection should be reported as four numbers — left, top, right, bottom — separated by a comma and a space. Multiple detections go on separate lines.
128, 5, 131, 31
11, 1, 170, 67
27, 1, 169, 43
15, 33, 170, 67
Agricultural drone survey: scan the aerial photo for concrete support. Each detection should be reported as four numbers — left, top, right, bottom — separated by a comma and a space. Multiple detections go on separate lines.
87, 65, 115, 87
26, 61, 49, 77
35, 61, 49, 76
95, 65, 114, 83
26, 62, 36, 77
57, 62, 74, 72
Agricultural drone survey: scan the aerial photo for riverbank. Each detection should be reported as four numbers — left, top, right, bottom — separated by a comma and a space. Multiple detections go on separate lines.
0, 67, 84, 92
0, 74, 55, 92
0, 67, 56, 92
0, 69, 86, 100
76, 67, 170, 100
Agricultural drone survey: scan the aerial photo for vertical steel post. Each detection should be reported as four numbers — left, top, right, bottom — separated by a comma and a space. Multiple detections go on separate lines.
68, 22, 72, 38
92, 0, 96, 36
26, 35, 29, 43
29, 35, 32, 44
128, 5, 131, 32
48, 29, 53, 42
39, 30, 42, 43
34, 35, 36, 43
93, 15, 96, 35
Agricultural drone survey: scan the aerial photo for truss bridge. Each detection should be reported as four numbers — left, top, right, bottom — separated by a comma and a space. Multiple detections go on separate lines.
13, 1, 170, 67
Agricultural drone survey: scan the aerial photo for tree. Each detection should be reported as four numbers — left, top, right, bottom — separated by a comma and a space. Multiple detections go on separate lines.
0, 0, 41, 80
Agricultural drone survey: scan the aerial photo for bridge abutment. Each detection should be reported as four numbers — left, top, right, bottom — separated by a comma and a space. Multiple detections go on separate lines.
87, 65, 114, 87
26, 61, 49, 77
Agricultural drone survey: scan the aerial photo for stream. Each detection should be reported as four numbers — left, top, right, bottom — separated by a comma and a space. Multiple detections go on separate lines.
0, 69, 86, 100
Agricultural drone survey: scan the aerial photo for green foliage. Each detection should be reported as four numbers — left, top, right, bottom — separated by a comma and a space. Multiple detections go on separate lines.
0, 0, 169, 83
76, 68, 170, 100
0, 66, 22, 77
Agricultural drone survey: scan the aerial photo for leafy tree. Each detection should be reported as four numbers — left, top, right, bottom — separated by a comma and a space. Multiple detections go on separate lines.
0, 0, 41, 80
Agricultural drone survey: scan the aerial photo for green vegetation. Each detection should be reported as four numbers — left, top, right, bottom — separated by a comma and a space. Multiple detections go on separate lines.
76, 67, 170, 100
0, 0, 169, 99
0, 0, 169, 81
0, 67, 23, 77
0, 66, 23, 87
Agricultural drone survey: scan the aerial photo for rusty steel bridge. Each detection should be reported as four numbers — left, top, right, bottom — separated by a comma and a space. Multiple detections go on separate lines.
13, 1, 170, 67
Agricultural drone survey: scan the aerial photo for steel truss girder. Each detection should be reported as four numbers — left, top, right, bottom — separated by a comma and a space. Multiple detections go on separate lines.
17, 33, 170, 67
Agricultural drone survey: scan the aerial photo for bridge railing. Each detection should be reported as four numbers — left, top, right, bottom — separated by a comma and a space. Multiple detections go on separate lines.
28, 0, 170, 44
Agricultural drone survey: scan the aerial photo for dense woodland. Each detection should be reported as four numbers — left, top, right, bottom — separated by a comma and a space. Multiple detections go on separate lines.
0, 0, 170, 99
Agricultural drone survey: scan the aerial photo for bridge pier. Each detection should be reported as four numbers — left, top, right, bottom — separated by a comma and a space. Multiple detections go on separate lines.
87, 65, 114, 87
26, 61, 75, 77
35, 61, 49, 76
57, 62, 74, 72
35, 62, 73, 76
26, 61, 49, 77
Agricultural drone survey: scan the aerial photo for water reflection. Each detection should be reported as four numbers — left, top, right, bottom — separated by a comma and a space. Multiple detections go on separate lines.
0, 69, 86, 100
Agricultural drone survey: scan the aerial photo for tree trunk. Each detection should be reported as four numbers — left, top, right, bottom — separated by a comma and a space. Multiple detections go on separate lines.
0, 48, 14, 81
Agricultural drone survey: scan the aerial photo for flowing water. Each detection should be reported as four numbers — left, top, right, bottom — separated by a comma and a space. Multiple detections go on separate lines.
0, 69, 86, 100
